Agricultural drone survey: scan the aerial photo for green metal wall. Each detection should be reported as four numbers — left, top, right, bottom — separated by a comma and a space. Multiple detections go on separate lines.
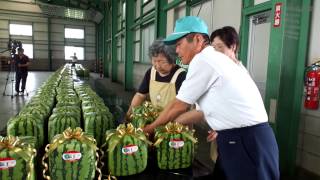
240, 0, 312, 177
98, 0, 313, 176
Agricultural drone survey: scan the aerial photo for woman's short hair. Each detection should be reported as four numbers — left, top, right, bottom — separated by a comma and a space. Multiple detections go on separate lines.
149, 39, 177, 64
210, 26, 239, 53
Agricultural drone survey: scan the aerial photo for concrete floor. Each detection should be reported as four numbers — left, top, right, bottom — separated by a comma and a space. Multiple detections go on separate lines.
0, 71, 53, 133
0, 71, 317, 180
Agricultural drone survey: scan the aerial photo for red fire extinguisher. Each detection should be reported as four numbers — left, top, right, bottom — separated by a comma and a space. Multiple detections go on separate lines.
304, 63, 320, 109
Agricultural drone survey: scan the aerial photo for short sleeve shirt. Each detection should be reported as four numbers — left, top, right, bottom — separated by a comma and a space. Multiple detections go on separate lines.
14, 54, 29, 74
176, 46, 268, 130
138, 65, 186, 94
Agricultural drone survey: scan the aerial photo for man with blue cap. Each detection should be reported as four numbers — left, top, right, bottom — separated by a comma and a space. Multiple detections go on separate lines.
143, 16, 279, 180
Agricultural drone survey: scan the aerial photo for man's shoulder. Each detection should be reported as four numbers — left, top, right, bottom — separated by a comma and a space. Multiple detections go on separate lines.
23, 55, 29, 60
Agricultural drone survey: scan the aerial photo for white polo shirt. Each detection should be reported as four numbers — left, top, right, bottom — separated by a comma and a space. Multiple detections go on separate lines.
176, 46, 268, 131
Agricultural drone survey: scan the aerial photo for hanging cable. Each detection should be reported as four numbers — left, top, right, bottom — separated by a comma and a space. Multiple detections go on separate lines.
196, 1, 203, 17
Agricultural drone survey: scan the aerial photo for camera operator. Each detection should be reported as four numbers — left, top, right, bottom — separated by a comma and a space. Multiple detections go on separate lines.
13, 47, 30, 95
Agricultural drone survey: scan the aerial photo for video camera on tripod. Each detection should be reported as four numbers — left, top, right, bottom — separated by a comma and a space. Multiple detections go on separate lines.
2, 39, 25, 98
7, 39, 22, 58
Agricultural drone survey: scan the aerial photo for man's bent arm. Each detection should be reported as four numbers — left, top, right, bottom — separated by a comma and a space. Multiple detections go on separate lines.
143, 98, 190, 133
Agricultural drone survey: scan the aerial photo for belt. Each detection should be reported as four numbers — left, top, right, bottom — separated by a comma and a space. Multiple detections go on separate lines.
217, 122, 270, 136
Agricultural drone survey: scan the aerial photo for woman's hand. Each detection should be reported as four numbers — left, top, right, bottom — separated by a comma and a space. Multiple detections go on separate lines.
142, 124, 153, 135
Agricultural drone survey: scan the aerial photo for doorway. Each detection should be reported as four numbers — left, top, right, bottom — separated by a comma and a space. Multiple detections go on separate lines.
247, 11, 271, 100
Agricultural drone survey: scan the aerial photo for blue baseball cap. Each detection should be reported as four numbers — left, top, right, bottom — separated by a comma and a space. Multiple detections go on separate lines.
164, 16, 209, 45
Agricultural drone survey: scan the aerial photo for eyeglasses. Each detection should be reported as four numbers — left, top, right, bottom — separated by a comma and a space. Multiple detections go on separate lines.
152, 59, 169, 65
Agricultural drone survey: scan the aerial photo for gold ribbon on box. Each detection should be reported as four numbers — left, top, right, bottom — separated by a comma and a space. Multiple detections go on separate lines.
103, 123, 152, 152
102, 173, 118, 180
42, 127, 102, 180
0, 136, 37, 180
154, 122, 198, 146
99, 123, 151, 179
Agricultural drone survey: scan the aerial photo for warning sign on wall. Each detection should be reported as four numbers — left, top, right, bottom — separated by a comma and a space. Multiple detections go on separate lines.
274, 3, 282, 27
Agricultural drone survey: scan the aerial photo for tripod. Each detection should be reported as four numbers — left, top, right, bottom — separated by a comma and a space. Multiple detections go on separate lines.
2, 56, 16, 98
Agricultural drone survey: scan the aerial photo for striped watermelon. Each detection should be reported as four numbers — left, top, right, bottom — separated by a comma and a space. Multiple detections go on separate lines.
19, 105, 50, 121
56, 101, 81, 107
154, 123, 196, 170
82, 100, 105, 107
83, 112, 114, 146
82, 106, 109, 114
44, 128, 98, 180
28, 96, 55, 110
130, 101, 161, 128
48, 113, 80, 142
52, 106, 81, 117
56, 98, 80, 107
104, 124, 150, 176
24, 102, 51, 115
156, 133, 194, 169
0, 136, 36, 180
7, 115, 44, 148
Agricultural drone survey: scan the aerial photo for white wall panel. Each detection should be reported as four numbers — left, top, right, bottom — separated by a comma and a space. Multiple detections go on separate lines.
86, 27, 95, 34
308, 0, 320, 64
51, 33, 64, 41
166, 2, 186, 36
0, 30, 8, 39
51, 24, 64, 33
191, 1, 213, 32
212, 0, 242, 32
51, 45, 64, 51
0, 1, 42, 13
85, 35, 95, 43
0, 20, 8, 29
34, 32, 48, 41
52, 18, 94, 26
52, 50, 64, 59
85, 52, 96, 60
34, 44, 48, 50
0, 13, 46, 23
33, 23, 48, 32
34, 50, 48, 59
86, 47, 95, 53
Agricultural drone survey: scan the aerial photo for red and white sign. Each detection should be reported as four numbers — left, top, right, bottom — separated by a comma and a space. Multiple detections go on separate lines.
274, 3, 282, 27
122, 145, 139, 155
169, 139, 184, 149
62, 151, 82, 162
0, 158, 16, 170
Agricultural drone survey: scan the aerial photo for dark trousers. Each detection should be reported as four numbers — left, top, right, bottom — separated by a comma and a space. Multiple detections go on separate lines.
15, 72, 28, 92
214, 123, 279, 180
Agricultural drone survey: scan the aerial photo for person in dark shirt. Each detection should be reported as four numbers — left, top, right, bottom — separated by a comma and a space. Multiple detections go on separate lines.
126, 39, 186, 119
13, 48, 30, 95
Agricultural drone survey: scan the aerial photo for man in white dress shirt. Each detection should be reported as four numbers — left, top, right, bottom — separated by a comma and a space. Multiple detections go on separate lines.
143, 16, 279, 180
